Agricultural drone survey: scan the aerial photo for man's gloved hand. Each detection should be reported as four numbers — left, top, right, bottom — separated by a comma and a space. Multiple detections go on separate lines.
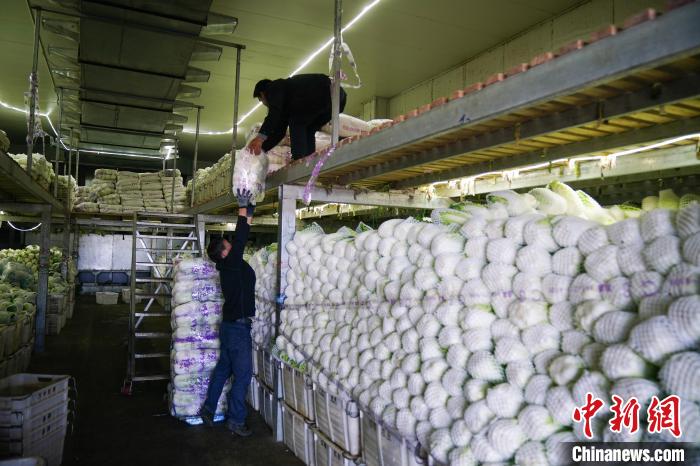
246, 202, 256, 218
236, 188, 252, 208
246, 136, 264, 156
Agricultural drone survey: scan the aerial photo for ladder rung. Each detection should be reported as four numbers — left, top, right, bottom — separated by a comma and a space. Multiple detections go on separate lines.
136, 262, 173, 267
134, 292, 171, 298
134, 312, 170, 317
132, 374, 170, 382
136, 222, 196, 229
135, 277, 172, 283
135, 247, 200, 252
136, 234, 197, 240
135, 352, 169, 359
135, 332, 171, 338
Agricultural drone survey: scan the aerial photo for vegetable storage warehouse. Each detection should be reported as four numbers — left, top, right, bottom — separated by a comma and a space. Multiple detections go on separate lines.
0, 0, 698, 465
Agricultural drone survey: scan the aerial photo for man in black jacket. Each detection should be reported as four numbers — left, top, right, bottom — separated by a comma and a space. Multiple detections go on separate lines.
200, 189, 256, 437
246, 73, 347, 160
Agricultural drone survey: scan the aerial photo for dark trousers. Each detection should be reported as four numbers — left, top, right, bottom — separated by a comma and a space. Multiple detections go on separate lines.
203, 320, 252, 425
289, 87, 347, 160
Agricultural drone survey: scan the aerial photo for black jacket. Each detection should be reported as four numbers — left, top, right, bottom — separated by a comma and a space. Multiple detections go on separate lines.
259, 74, 335, 142
216, 215, 256, 321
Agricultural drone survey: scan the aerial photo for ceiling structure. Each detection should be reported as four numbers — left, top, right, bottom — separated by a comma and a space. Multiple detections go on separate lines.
0, 0, 585, 170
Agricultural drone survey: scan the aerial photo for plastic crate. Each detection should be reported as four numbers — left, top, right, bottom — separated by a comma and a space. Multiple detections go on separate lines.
95, 292, 118, 305
360, 411, 425, 466
282, 403, 315, 466
314, 385, 360, 456
255, 346, 276, 391
313, 428, 360, 466
46, 295, 65, 316
0, 325, 16, 360
19, 314, 34, 347
45, 315, 62, 336
0, 374, 70, 466
259, 383, 277, 430
246, 376, 261, 412
281, 362, 314, 422
120, 288, 145, 305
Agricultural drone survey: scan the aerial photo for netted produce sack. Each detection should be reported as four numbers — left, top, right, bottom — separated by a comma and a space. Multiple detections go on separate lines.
233, 148, 269, 203
94, 168, 117, 180
0, 130, 10, 152
74, 202, 99, 213
320, 113, 371, 137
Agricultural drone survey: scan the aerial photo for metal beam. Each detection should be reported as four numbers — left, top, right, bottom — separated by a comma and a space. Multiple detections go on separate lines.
432, 145, 700, 197
80, 123, 166, 138
265, 4, 700, 190
282, 184, 451, 208
35, 205, 51, 352
394, 115, 700, 188
80, 59, 185, 80
74, 87, 203, 109
28, 5, 246, 49
340, 73, 700, 186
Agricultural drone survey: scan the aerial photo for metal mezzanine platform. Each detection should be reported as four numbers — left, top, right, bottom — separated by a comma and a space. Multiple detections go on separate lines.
186, 2, 700, 216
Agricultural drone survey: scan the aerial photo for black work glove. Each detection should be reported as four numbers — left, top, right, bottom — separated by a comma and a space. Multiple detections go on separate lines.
236, 188, 252, 208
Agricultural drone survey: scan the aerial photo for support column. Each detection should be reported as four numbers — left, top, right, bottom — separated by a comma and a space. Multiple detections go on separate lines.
190, 107, 201, 208
53, 88, 63, 198
26, 8, 42, 174
229, 47, 242, 195
330, 0, 342, 145
273, 184, 297, 442
35, 204, 52, 352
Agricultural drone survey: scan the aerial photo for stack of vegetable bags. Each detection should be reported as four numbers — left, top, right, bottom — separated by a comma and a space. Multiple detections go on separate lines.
9, 153, 55, 190
160, 169, 188, 213
53, 175, 77, 209
139, 172, 167, 213
249, 244, 278, 347
118, 171, 143, 214
268, 182, 699, 465
169, 258, 229, 418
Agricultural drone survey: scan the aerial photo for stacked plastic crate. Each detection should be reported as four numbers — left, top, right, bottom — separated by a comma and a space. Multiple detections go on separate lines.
45, 293, 67, 335
280, 360, 315, 465
310, 376, 362, 466
252, 344, 279, 430
0, 374, 71, 466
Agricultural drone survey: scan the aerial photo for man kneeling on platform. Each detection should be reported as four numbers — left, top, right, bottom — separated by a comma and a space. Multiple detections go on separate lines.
199, 188, 256, 437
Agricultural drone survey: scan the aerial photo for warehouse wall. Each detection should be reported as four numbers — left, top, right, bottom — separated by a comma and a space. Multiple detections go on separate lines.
385, 0, 666, 118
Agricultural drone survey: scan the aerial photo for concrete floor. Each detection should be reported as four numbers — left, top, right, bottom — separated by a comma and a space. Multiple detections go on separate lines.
29, 295, 304, 466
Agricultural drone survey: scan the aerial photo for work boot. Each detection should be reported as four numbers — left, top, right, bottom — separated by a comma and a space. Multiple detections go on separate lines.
199, 408, 215, 427
227, 421, 252, 437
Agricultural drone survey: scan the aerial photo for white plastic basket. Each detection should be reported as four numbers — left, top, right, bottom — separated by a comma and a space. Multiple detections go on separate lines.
314, 385, 360, 456
259, 383, 276, 430
255, 346, 276, 391
120, 288, 144, 304
281, 362, 314, 422
95, 292, 119, 305
246, 376, 261, 412
360, 411, 425, 466
45, 315, 62, 336
0, 374, 70, 466
313, 428, 360, 466
282, 403, 315, 466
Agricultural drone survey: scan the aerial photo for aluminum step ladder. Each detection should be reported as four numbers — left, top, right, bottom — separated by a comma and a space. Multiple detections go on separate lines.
122, 212, 205, 395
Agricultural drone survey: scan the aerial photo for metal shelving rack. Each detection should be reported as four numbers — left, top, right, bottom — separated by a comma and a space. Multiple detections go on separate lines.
0, 149, 67, 352
186, 2, 700, 216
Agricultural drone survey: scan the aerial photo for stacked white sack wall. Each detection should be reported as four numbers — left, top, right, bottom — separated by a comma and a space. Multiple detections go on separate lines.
169, 258, 229, 419
269, 186, 699, 465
